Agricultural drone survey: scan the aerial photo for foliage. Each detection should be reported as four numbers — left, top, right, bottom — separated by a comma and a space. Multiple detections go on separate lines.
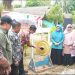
0, 4, 4, 18
67, 0, 75, 13
39, 0, 51, 6
50, 26, 56, 34
26, 0, 39, 7
14, 5, 22, 8
52, 0, 75, 13
0, 4, 4, 12
71, 11, 75, 23
44, 4, 63, 24
26, 0, 51, 7
61, 0, 75, 13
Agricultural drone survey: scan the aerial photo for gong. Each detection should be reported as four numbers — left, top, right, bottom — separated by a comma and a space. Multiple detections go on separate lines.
35, 41, 50, 56
29, 28, 52, 73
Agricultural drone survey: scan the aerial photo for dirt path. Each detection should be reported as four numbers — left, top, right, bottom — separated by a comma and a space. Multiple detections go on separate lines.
24, 56, 75, 75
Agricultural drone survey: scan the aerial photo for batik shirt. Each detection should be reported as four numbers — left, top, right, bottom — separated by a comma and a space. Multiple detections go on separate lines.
8, 30, 22, 62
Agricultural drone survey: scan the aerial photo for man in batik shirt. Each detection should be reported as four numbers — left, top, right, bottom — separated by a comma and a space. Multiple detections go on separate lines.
8, 20, 23, 75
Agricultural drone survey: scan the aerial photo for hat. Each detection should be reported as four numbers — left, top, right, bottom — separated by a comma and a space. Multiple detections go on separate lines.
1, 15, 12, 25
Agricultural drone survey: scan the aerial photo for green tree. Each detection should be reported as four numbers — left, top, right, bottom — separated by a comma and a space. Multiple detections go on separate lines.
60, 0, 75, 13
71, 11, 75, 23
44, 4, 63, 24
62, 0, 67, 13
26, 0, 39, 7
67, 0, 75, 13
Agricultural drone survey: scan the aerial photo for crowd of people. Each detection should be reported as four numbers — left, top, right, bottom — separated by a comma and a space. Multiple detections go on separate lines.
0, 15, 36, 75
51, 24, 75, 66
0, 15, 75, 75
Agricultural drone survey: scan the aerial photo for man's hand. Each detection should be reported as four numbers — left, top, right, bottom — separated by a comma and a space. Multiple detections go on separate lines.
21, 47, 23, 52
6, 66, 11, 75
14, 60, 19, 66
30, 45, 36, 48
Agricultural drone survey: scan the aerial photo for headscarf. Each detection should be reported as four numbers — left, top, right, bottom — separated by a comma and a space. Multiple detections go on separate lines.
56, 25, 63, 32
64, 24, 72, 34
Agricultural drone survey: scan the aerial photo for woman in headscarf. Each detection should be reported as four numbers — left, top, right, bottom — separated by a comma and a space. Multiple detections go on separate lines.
71, 24, 75, 64
63, 24, 73, 66
51, 25, 64, 65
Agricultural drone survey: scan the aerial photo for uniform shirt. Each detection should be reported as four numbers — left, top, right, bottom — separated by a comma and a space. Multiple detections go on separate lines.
0, 27, 12, 64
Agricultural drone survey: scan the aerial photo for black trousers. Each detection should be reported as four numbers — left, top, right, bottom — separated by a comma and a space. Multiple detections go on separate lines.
72, 56, 75, 64
19, 55, 25, 75
10, 53, 27, 75
10, 54, 25, 75
63, 54, 73, 66
51, 48, 62, 65
10, 59, 25, 75
10, 63, 19, 75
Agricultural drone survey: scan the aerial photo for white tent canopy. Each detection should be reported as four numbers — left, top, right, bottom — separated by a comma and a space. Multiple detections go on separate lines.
2, 12, 26, 22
